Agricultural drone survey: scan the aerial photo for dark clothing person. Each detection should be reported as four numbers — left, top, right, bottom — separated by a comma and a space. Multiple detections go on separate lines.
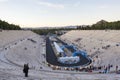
104, 67, 108, 73
23, 64, 29, 77
108, 64, 111, 72
116, 65, 118, 72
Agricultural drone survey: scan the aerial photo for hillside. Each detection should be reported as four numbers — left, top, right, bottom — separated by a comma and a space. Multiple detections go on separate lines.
77, 20, 120, 30
0, 19, 21, 30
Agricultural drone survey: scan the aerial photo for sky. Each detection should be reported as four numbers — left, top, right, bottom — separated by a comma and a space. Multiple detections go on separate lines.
0, 0, 120, 28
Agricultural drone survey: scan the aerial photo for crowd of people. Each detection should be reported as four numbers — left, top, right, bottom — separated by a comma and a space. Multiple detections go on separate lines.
47, 63, 120, 73
23, 62, 120, 78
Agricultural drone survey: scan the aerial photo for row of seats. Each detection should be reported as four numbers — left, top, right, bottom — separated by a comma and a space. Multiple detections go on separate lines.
60, 30, 120, 68
0, 30, 36, 48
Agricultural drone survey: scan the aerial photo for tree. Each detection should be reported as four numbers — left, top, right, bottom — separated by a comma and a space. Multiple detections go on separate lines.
0, 19, 21, 30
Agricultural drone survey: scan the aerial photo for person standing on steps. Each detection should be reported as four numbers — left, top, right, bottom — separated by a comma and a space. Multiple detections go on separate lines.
116, 65, 118, 73
23, 63, 29, 77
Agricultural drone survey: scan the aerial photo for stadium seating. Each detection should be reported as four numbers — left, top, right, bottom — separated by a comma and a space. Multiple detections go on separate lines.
60, 30, 120, 69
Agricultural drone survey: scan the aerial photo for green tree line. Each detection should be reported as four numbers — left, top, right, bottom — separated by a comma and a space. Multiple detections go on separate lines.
32, 28, 75, 35
33, 20, 120, 35
0, 19, 21, 30
77, 20, 120, 30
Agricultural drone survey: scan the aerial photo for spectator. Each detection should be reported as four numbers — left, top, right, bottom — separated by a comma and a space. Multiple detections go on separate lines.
23, 63, 29, 77
108, 64, 111, 73
116, 65, 118, 72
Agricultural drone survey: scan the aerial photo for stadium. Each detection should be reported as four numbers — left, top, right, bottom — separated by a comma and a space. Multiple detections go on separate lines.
0, 30, 120, 80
